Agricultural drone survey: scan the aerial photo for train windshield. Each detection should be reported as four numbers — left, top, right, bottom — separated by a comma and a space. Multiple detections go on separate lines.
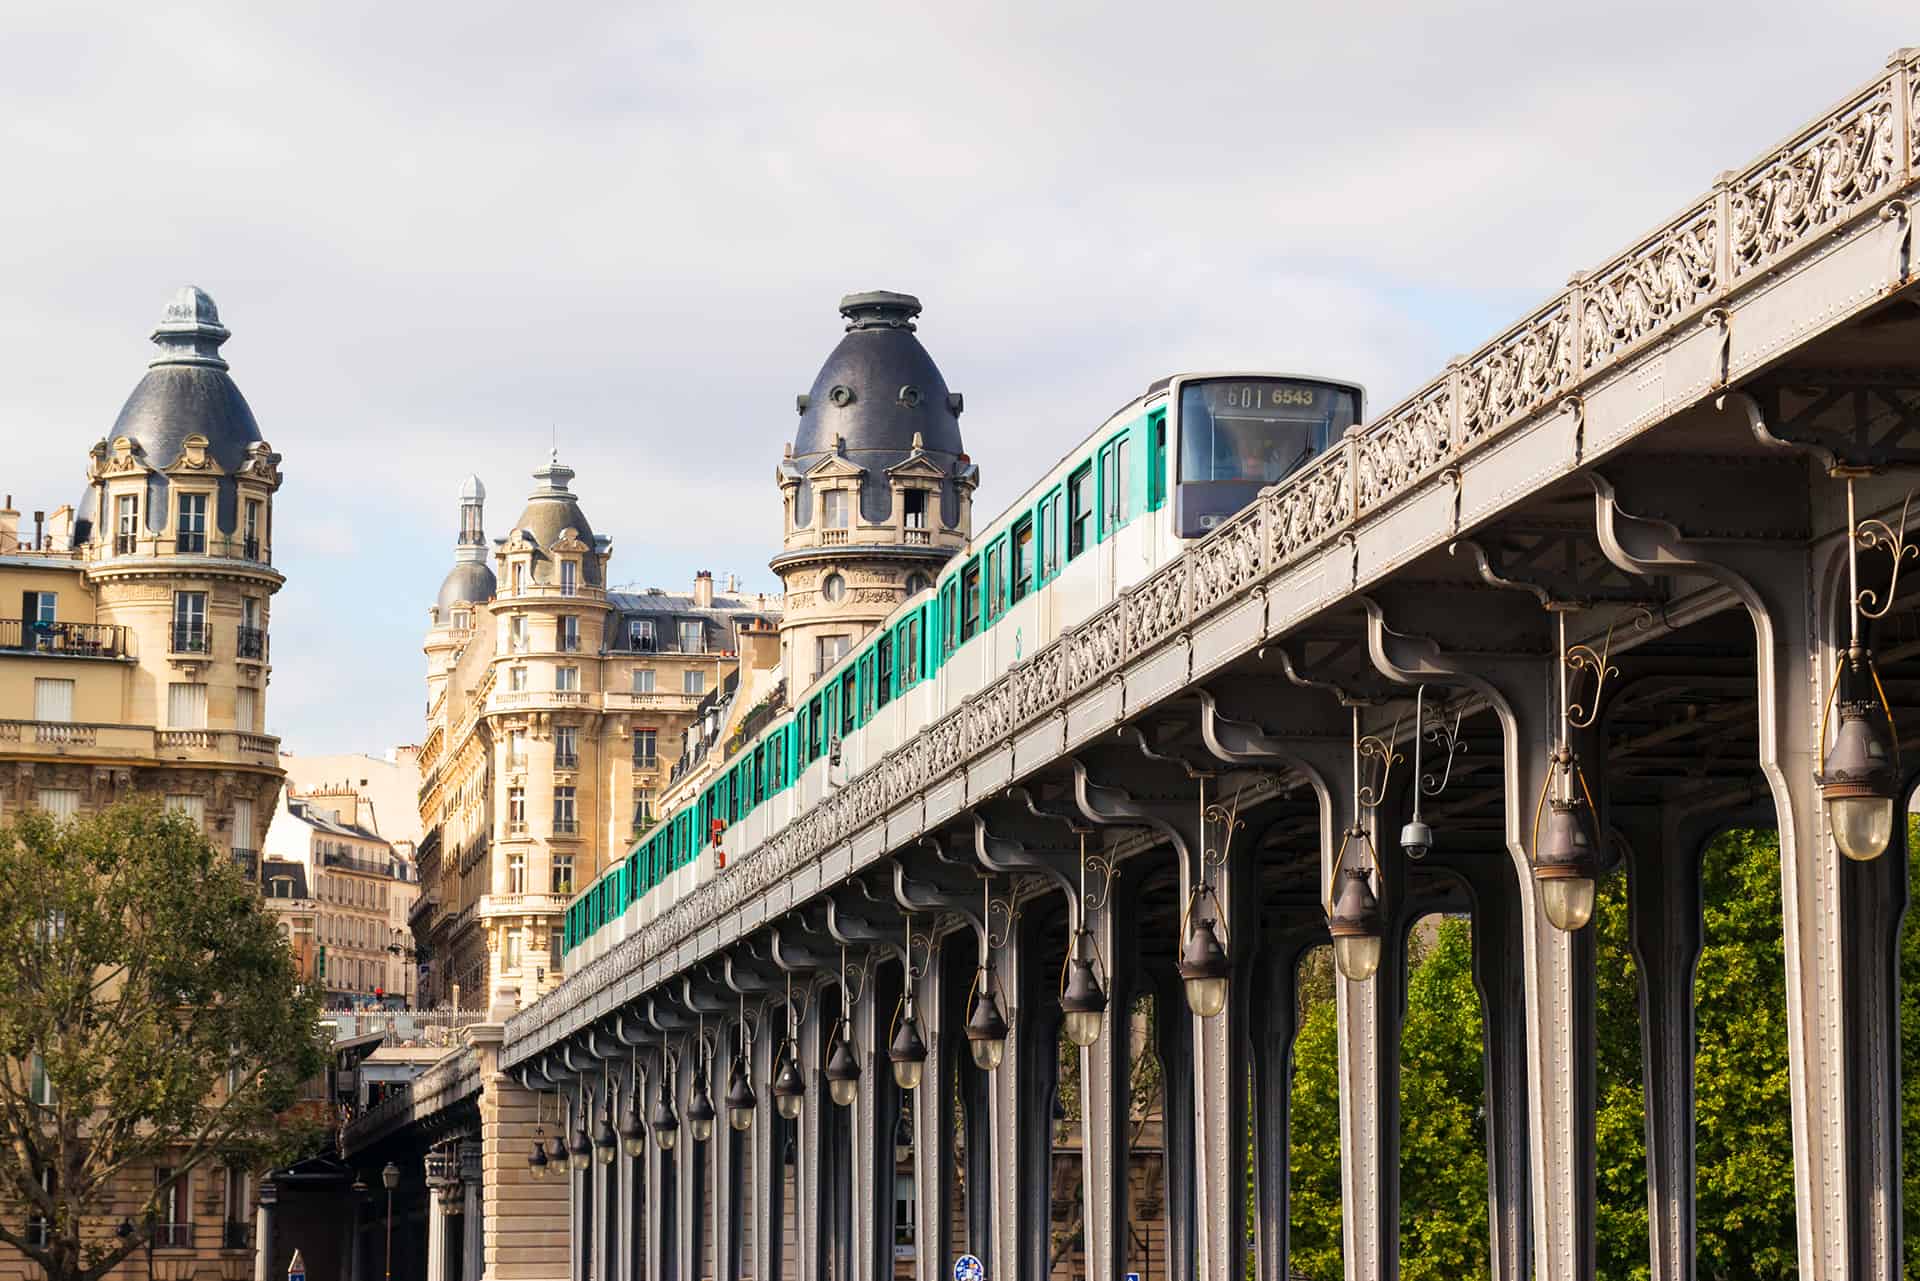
1178, 378, 1360, 486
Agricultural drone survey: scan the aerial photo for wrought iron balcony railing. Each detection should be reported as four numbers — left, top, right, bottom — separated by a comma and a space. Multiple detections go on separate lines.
170, 624, 212, 655
231, 848, 259, 879
222, 1220, 252, 1250
153, 1223, 193, 1249
1, 619, 127, 658
236, 626, 267, 660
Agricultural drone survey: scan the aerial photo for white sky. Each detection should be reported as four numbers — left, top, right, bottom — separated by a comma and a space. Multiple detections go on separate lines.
2, 3, 1913, 752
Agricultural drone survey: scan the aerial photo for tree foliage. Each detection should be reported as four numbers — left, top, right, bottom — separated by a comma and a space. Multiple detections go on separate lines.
0, 802, 328, 1281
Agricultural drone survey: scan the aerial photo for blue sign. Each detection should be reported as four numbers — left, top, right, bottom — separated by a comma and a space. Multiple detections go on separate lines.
954, 1254, 985, 1281
1125, 1273, 1140, 1281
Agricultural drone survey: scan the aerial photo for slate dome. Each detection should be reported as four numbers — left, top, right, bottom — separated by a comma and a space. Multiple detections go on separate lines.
790, 292, 965, 464
77, 287, 265, 541
435, 561, 496, 613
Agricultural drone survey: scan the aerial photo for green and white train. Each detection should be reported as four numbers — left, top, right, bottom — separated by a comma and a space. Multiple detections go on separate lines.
563, 372, 1364, 970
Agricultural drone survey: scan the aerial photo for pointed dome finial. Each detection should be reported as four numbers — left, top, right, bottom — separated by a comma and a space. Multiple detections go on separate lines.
459, 474, 486, 502
149, 286, 231, 370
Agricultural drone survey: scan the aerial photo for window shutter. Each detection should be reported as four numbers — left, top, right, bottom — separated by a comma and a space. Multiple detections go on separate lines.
168, 683, 208, 729
33, 679, 74, 723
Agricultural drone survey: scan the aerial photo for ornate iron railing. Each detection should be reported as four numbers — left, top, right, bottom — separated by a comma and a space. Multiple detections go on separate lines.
0, 619, 127, 658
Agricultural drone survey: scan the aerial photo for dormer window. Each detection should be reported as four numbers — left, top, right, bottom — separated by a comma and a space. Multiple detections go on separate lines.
176, 493, 207, 554
903, 489, 927, 530
510, 562, 524, 594
244, 501, 263, 560
560, 560, 578, 596
115, 495, 139, 554
629, 619, 655, 651
822, 490, 850, 530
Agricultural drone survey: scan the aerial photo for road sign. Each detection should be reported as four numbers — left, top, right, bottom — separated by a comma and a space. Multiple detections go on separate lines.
1125, 1274, 1140, 1281
287, 1248, 307, 1281
954, 1254, 984, 1281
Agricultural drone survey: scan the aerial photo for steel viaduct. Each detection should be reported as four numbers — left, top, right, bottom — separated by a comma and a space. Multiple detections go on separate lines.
336, 47, 1920, 1281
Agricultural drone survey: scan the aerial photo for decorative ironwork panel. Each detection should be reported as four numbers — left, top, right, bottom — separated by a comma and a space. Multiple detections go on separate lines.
1356, 386, 1455, 514
1730, 74, 1903, 278
1458, 298, 1576, 446
1582, 202, 1719, 370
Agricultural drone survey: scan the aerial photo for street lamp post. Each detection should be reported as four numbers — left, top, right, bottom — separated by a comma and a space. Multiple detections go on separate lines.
380, 1162, 400, 1281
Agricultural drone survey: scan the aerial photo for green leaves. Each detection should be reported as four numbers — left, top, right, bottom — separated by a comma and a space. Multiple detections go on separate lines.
0, 800, 328, 1281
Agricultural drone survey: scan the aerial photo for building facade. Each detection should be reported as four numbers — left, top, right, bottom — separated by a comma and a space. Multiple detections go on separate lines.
262, 791, 419, 1007
0, 286, 286, 860
0, 287, 285, 1281
412, 460, 778, 1014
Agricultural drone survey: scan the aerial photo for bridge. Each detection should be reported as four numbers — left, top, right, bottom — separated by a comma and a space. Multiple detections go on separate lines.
341, 48, 1920, 1281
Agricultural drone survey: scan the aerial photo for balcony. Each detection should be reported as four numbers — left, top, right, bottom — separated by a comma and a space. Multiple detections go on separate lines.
555, 753, 579, 770
903, 528, 931, 546
231, 848, 259, 879
321, 850, 397, 878
1, 619, 127, 658
114, 533, 137, 555
1, 720, 281, 765
820, 528, 848, 545
242, 537, 266, 564
153, 1223, 193, 1250
603, 690, 701, 714
170, 624, 212, 655
236, 626, 268, 661
491, 689, 590, 710
552, 817, 578, 836
222, 1221, 253, 1251
176, 530, 207, 554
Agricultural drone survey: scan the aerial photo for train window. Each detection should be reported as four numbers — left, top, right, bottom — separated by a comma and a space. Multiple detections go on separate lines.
941, 580, 959, 654
960, 559, 982, 640
1011, 516, 1034, 602
983, 536, 1007, 622
841, 671, 856, 729
1068, 465, 1093, 559
808, 699, 822, 760
876, 635, 893, 708
903, 615, 922, 686
1040, 489, 1063, 581
1148, 411, 1168, 510
1100, 433, 1133, 535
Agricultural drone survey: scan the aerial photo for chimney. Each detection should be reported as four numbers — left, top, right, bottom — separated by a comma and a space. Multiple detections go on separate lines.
32, 511, 45, 551
693, 570, 714, 608
0, 497, 17, 554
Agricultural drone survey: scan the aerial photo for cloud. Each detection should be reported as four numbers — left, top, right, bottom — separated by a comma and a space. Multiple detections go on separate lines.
1, 1, 1912, 751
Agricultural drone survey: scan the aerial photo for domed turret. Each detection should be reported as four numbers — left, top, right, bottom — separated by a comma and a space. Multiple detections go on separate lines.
497, 452, 610, 591
432, 474, 495, 619
76, 287, 268, 544
774, 291, 978, 686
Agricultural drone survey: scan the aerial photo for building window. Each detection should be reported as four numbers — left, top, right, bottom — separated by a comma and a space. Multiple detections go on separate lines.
815, 634, 849, 677
560, 560, 578, 596
224, 1169, 250, 1241
633, 668, 655, 694
175, 494, 207, 554
550, 928, 563, 961
905, 573, 929, 597
508, 853, 526, 894
555, 726, 578, 769
232, 797, 254, 859
32, 789, 78, 820
504, 928, 522, 970
166, 794, 206, 827
629, 618, 656, 651
903, 488, 927, 530
556, 666, 580, 692
682, 669, 705, 696
551, 855, 574, 895
1068, 464, 1093, 559
22, 591, 56, 651
559, 616, 580, 652
632, 788, 653, 830
553, 786, 576, 834
235, 686, 258, 733
507, 787, 526, 832
167, 683, 209, 729
452, 609, 470, 629
171, 592, 209, 653
632, 729, 657, 768
510, 563, 524, 594
32, 678, 74, 724
509, 666, 528, 692
154, 1169, 190, 1248
237, 595, 265, 660
820, 573, 846, 604
115, 494, 139, 554
822, 489, 850, 529
509, 616, 528, 652
678, 621, 704, 654
243, 501, 263, 560
508, 731, 527, 770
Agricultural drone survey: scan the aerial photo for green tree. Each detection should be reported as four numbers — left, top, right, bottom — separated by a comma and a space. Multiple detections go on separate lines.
1396, 919, 1488, 1279
1288, 949, 1343, 1281
0, 801, 328, 1281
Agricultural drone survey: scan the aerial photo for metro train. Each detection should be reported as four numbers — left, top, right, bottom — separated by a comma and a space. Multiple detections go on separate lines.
563, 372, 1365, 970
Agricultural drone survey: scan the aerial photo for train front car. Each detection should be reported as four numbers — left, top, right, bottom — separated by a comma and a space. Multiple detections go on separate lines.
1170, 374, 1364, 538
